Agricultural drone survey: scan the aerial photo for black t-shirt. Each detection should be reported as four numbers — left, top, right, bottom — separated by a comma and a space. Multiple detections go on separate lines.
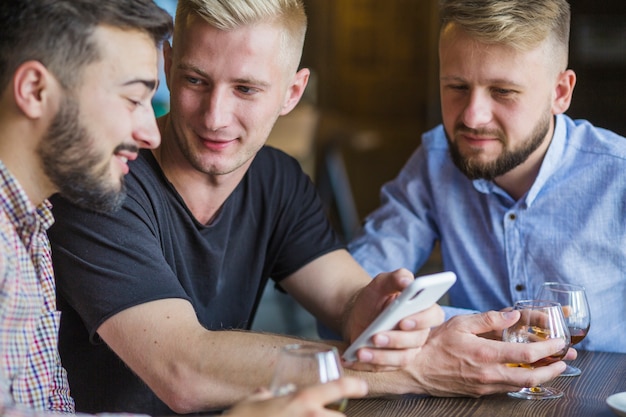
48, 147, 343, 415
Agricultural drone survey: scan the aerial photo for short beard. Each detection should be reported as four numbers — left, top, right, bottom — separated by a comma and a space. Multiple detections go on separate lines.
38, 95, 131, 213
447, 112, 551, 181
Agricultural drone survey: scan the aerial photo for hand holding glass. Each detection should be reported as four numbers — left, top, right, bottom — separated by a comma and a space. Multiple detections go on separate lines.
502, 300, 571, 400
270, 344, 348, 412
536, 282, 590, 377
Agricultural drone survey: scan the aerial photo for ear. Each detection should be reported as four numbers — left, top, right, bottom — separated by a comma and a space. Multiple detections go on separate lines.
13, 61, 56, 119
551, 69, 576, 115
279, 67, 310, 116
163, 40, 173, 91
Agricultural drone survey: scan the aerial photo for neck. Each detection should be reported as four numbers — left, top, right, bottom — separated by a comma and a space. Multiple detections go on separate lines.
493, 124, 555, 201
0, 116, 55, 206
154, 115, 247, 225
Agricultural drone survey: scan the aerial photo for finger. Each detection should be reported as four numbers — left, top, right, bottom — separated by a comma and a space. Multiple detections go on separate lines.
502, 337, 568, 365
450, 310, 521, 336
503, 360, 567, 388
563, 347, 577, 361
353, 345, 423, 368
371, 328, 430, 350
397, 304, 445, 331
371, 268, 415, 295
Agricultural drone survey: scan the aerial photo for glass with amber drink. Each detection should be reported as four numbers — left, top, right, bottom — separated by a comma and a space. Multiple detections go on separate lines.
269, 344, 347, 411
536, 282, 590, 377
502, 300, 571, 400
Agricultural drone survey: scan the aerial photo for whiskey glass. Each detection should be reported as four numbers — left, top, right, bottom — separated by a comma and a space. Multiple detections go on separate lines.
269, 344, 347, 411
502, 300, 571, 400
536, 282, 590, 377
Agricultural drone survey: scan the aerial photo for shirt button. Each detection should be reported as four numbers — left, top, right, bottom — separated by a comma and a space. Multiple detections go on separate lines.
515, 284, 525, 291
509, 213, 516, 220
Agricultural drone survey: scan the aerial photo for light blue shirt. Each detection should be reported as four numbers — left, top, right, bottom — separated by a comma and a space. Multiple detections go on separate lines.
349, 114, 626, 353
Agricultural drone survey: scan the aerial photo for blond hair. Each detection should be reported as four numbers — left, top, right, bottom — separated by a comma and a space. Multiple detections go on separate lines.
439, 0, 570, 68
174, 0, 307, 73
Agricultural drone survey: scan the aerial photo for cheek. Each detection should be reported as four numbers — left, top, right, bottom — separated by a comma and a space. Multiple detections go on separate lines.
174, 89, 206, 120
242, 106, 279, 139
440, 98, 461, 129
497, 105, 537, 137
82, 117, 116, 152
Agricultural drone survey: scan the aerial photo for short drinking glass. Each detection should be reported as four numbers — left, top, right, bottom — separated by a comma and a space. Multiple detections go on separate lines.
269, 344, 347, 411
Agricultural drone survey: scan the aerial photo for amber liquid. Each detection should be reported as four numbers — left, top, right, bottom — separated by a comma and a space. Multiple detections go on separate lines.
506, 326, 568, 368
569, 326, 589, 346
325, 398, 348, 412
507, 351, 567, 369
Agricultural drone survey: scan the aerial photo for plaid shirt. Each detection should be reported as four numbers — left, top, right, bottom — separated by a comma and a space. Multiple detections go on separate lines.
0, 160, 73, 414
0, 161, 148, 417
0, 161, 74, 413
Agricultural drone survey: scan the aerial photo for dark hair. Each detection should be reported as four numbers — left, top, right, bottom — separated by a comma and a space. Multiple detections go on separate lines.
0, 0, 173, 91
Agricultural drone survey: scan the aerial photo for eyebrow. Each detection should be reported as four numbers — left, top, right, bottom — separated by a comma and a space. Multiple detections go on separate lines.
441, 75, 524, 88
123, 79, 158, 92
178, 63, 271, 88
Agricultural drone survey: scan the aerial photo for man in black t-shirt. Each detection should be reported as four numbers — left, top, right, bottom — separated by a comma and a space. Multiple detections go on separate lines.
48, 0, 574, 415
49, 2, 441, 414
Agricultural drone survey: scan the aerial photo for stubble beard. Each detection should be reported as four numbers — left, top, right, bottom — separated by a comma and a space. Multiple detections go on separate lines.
447, 112, 552, 181
38, 95, 132, 212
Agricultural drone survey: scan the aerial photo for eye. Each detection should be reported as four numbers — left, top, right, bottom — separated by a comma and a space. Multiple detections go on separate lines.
492, 87, 515, 96
185, 76, 202, 85
446, 84, 468, 93
236, 85, 259, 96
127, 98, 142, 108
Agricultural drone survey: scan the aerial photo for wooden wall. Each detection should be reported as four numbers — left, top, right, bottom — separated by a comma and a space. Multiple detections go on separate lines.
301, 0, 440, 222
301, 0, 625, 227
567, 0, 626, 136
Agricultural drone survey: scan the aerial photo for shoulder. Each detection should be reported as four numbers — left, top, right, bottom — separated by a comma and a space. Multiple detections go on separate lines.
252, 146, 303, 171
562, 115, 626, 160
421, 124, 449, 151
125, 149, 165, 189
121, 150, 174, 216
396, 124, 453, 178
249, 146, 311, 188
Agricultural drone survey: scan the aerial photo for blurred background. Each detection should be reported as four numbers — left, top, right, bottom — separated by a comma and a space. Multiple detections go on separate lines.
153, 0, 626, 339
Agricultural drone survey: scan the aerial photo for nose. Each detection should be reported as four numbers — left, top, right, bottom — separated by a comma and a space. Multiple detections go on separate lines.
461, 90, 493, 129
203, 88, 230, 132
132, 104, 161, 149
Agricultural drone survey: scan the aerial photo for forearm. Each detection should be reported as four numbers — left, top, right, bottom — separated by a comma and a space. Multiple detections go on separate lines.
181, 330, 333, 410
99, 301, 338, 414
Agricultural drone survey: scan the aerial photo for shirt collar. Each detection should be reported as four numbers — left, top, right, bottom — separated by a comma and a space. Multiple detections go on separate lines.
0, 160, 54, 231
472, 114, 567, 207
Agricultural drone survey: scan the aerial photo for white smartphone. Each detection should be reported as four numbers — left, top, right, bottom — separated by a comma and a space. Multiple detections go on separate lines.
342, 271, 456, 362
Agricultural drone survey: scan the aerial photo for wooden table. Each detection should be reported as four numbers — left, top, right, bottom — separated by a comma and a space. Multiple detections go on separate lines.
345, 350, 626, 417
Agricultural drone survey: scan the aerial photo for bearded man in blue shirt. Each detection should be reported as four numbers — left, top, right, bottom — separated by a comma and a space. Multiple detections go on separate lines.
349, 0, 626, 354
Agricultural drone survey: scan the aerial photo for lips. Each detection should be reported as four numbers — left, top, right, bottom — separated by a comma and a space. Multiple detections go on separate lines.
462, 133, 495, 142
458, 132, 501, 149
200, 136, 237, 150
114, 150, 138, 175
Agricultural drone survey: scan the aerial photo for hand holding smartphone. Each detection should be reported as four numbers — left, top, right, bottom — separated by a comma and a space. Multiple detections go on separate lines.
342, 271, 456, 362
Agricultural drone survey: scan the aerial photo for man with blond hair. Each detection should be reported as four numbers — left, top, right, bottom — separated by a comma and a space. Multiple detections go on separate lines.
0, 1, 366, 416
49, 0, 573, 415
350, 0, 626, 355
